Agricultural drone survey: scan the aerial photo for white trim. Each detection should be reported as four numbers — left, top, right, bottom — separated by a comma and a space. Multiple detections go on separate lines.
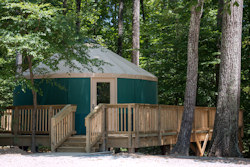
25, 73, 158, 81
91, 77, 117, 112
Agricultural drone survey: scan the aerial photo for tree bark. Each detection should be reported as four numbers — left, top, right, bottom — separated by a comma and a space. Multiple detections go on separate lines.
132, 0, 140, 66
140, 0, 145, 22
27, 55, 37, 153
117, 0, 124, 57
171, 0, 204, 156
15, 51, 22, 78
76, 0, 81, 35
208, 0, 243, 157
215, 0, 224, 105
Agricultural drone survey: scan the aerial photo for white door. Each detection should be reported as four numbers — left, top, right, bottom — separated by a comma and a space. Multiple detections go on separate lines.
91, 78, 116, 111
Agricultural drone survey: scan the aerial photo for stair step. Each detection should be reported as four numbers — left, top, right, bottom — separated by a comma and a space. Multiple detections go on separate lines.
56, 135, 100, 153
66, 136, 86, 143
56, 146, 99, 153
57, 147, 86, 152
62, 142, 86, 147
69, 135, 86, 139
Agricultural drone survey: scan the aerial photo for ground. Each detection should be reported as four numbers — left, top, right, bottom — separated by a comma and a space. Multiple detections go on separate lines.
0, 147, 249, 167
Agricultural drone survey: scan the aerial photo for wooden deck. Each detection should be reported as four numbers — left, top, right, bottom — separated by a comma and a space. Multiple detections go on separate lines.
85, 104, 244, 155
0, 104, 77, 152
0, 104, 244, 155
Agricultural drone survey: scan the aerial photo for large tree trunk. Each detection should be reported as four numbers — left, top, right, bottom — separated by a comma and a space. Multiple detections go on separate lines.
171, 0, 204, 156
117, 0, 124, 57
27, 55, 37, 153
215, 0, 224, 105
76, 0, 81, 35
132, 0, 140, 66
208, 0, 243, 157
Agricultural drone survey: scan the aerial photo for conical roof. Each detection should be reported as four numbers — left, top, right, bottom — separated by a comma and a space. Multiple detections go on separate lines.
26, 45, 157, 81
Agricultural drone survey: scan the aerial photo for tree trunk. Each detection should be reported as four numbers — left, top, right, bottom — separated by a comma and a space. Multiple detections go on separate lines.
117, 0, 124, 57
171, 0, 204, 156
140, 0, 145, 22
15, 51, 22, 78
215, 0, 224, 105
132, 0, 140, 66
208, 0, 243, 157
27, 55, 37, 153
76, 0, 81, 35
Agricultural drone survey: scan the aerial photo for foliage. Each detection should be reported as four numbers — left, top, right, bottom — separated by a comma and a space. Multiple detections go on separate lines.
0, 0, 104, 107
0, 0, 249, 156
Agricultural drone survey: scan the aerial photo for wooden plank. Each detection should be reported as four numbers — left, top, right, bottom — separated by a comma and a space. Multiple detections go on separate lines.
124, 107, 127, 132
128, 105, 132, 148
121, 107, 123, 131
158, 105, 162, 145
195, 135, 202, 156
135, 104, 140, 148
42, 109, 45, 132
201, 133, 209, 156
36, 109, 39, 131
86, 117, 91, 153
50, 117, 56, 152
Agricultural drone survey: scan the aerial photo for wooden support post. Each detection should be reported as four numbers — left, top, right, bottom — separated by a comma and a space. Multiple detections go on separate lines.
51, 117, 56, 152
201, 133, 209, 156
195, 135, 202, 156
158, 105, 162, 145
72, 106, 75, 132
128, 104, 132, 150
48, 107, 53, 143
12, 107, 20, 146
176, 106, 180, 134
102, 106, 107, 152
86, 117, 91, 153
135, 104, 140, 148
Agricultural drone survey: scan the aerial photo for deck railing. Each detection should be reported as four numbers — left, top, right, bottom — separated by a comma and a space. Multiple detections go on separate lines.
85, 104, 244, 153
0, 105, 65, 134
0, 108, 12, 132
51, 104, 77, 152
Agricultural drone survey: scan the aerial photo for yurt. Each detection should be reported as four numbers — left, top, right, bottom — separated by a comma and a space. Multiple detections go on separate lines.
13, 45, 158, 134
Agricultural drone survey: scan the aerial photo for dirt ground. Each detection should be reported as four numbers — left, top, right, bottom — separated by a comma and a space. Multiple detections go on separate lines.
0, 147, 249, 167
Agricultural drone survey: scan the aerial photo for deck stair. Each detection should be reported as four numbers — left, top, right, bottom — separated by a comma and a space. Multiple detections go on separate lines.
56, 135, 100, 152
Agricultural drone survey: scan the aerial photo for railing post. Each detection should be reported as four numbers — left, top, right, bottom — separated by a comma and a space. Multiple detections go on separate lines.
128, 104, 134, 152
13, 107, 19, 136
102, 105, 107, 151
158, 105, 162, 145
51, 117, 56, 152
86, 117, 91, 153
72, 106, 76, 132
48, 106, 53, 143
135, 104, 140, 148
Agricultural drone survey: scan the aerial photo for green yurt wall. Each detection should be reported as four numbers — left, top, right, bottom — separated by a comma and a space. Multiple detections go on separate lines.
117, 78, 158, 104
14, 78, 90, 134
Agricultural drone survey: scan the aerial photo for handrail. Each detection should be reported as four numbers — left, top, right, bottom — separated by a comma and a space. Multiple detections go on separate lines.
51, 104, 77, 152
85, 104, 105, 153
